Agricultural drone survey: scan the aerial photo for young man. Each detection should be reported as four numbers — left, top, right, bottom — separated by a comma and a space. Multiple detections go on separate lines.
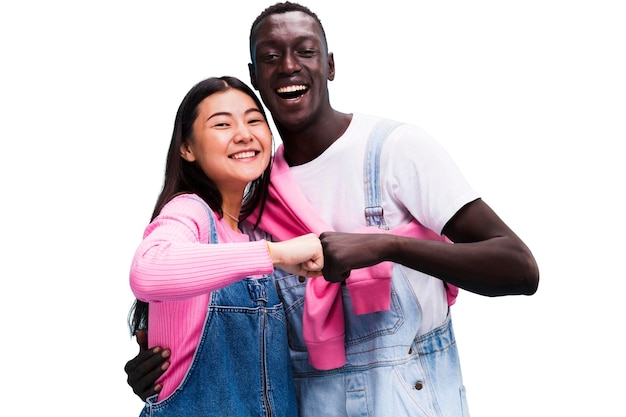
126, 2, 539, 416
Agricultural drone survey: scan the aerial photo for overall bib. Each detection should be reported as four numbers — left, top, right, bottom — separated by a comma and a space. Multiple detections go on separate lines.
140, 201, 298, 417
276, 120, 471, 417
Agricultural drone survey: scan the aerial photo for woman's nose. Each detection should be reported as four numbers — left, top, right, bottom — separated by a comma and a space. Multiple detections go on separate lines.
233, 124, 253, 142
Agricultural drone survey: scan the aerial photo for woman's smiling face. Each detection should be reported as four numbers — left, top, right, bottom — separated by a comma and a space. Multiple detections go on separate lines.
180, 88, 272, 194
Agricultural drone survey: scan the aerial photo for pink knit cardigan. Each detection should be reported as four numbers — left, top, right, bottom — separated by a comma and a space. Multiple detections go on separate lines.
250, 146, 457, 370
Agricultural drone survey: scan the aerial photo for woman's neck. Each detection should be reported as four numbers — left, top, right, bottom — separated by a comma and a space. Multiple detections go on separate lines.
221, 193, 243, 232
221, 208, 240, 231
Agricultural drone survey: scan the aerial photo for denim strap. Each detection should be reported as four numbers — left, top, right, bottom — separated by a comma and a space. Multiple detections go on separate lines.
364, 119, 402, 229
184, 196, 218, 244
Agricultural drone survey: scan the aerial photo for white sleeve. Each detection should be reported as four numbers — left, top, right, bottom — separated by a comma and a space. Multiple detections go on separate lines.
382, 124, 480, 235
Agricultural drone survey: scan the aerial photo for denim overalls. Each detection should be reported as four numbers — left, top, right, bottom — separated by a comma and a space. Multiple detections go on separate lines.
139, 201, 298, 417
275, 120, 471, 417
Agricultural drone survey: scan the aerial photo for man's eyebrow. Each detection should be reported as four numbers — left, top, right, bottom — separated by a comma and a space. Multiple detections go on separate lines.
255, 35, 319, 49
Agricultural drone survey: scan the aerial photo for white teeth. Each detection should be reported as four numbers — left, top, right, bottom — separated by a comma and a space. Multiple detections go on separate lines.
231, 151, 256, 159
276, 85, 307, 93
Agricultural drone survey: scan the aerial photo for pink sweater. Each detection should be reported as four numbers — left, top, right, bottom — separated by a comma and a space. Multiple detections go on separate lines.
249, 146, 457, 370
129, 194, 273, 399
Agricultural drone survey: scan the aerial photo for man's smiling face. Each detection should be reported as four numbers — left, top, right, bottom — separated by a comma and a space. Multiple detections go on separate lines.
249, 11, 335, 131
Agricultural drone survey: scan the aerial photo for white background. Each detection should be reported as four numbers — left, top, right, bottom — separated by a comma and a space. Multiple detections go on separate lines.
1, 0, 624, 415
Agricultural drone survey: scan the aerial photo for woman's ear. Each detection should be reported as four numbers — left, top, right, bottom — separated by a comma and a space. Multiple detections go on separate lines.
180, 141, 196, 162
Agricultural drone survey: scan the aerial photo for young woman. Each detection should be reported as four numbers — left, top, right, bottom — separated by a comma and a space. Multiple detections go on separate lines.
128, 76, 323, 417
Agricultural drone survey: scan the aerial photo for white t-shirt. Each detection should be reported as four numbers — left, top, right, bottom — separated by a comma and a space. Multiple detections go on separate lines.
290, 113, 480, 334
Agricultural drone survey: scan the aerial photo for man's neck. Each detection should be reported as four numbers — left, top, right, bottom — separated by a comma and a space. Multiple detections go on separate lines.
278, 110, 352, 166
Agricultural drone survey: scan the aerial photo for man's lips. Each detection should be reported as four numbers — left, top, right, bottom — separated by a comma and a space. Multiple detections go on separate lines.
276, 84, 308, 99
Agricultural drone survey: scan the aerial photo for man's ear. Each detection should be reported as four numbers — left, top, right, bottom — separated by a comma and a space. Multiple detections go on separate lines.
248, 63, 258, 90
180, 141, 196, 162
327, 52, 335, 81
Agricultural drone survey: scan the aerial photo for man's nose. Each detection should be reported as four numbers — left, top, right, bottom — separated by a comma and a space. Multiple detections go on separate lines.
279, 53, 301, 75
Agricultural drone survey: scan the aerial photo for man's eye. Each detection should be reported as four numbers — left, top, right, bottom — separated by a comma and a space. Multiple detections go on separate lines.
261, 54, 279, 63
299, 49, 317, 57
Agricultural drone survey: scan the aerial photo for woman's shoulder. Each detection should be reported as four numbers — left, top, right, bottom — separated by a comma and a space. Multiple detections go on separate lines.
151, 193, 216, 242
160, 193, 216, 222
166, 193, 208, 209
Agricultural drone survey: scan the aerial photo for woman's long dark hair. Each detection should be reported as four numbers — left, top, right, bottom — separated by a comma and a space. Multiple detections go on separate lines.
128, 76, 272, 335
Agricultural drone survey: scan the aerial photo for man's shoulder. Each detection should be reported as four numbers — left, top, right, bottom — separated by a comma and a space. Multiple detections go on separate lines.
353, 113, 424, 134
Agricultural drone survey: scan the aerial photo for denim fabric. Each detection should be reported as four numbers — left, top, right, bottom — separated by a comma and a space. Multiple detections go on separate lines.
363, 118, 401, 230
139, 277, 298, 417
276, 265, 470, 417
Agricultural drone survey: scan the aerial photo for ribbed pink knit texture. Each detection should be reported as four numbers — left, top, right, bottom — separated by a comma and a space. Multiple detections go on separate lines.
129, 195, 274, 398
